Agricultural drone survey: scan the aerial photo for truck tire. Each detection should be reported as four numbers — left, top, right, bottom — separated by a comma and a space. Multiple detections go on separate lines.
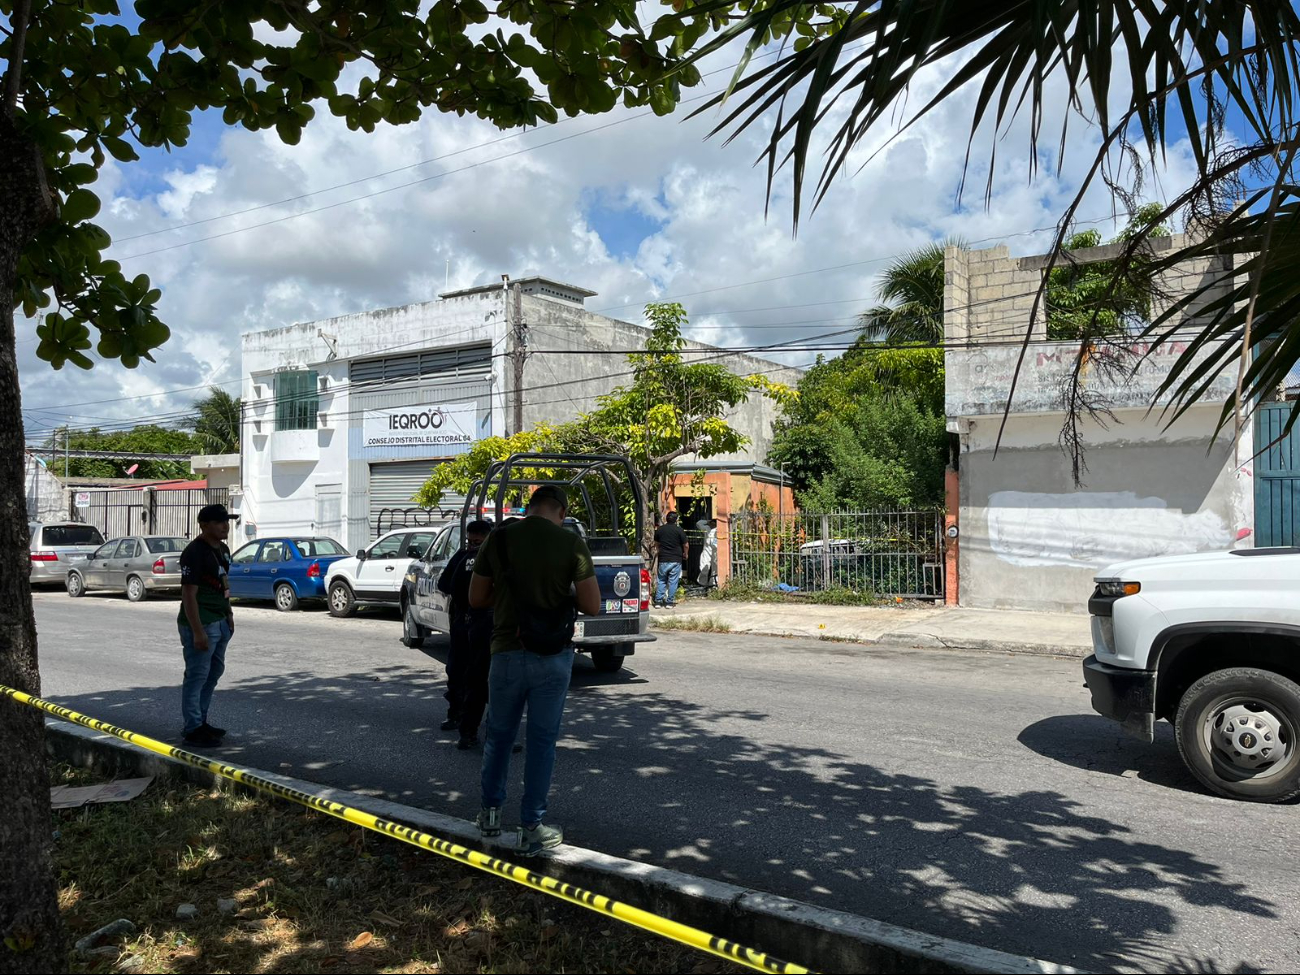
275, 582, 300, 612
1175, 667, 1300, 803
401, 601, 427, 648
126, 575, 148, 602
329, 580, 357, 618
592, 647, 625, 673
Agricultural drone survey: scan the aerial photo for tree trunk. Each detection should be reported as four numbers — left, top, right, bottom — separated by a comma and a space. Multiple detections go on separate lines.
0, 114, 65, 975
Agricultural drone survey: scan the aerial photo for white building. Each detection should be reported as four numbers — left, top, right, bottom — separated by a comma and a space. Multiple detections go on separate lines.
238, 276, 801, 551
943, 235, 1268, 613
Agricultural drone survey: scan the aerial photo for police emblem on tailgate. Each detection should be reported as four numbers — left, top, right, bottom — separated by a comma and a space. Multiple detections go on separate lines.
613, 571, 631, 596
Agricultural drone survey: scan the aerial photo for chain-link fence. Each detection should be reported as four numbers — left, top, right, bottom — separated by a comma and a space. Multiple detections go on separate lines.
728, 509, 945, 600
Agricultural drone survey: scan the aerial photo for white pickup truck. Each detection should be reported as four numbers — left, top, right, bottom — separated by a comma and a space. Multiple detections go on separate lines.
1082, 547, 1300, 802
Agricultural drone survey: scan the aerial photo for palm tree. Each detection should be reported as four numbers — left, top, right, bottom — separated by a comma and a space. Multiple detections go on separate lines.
859, 240, 961, 346
689, 0, 1300, 440
192, 387, 241, 455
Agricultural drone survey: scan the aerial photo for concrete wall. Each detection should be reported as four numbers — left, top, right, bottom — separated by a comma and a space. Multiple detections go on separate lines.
945, 234, 1249, 612
956, 409, 1253, 612
189, 454, 241, 493
24, 453, 66, 523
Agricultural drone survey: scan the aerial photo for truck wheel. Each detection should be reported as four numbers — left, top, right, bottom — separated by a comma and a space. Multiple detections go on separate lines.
401, 602, 427, 648
126, 575, 148, 602
66, 572, 85, 598
1175, 667, 1300, 803
329, 580, 357, 618
275, 582, 300, 612
592, 648, 625, 673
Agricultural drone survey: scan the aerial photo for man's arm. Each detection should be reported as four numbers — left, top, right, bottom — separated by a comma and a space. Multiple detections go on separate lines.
181, 585, 209, 651
574, 575, 600, 617
469, 572, 494, 609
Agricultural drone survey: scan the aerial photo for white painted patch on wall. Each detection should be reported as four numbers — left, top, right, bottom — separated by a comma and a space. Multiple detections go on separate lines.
987, 490, 1233, 568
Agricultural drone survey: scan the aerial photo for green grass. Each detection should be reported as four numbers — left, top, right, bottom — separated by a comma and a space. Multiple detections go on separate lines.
706, 582, 888, 607
652, 614, 734, 633
51, 765, 742, 974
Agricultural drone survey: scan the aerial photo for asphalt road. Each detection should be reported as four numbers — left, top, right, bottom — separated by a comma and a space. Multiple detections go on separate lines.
31, 589, 1299, 974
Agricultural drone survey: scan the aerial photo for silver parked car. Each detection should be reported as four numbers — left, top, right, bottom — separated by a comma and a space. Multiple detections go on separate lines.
66, 535, 188, 601
28, 521, 106, 584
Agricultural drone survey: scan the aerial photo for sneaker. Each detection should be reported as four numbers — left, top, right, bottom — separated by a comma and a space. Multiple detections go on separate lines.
440, 716, 460, 731
666, 601, 677, 608
457, 735, 479, 750
200, 722, 227, 738
182, 727, 222, 748
518, 823, 563, 857
476, 807, 503, 838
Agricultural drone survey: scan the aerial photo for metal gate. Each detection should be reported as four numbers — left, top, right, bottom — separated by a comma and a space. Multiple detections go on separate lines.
367, 460, 463, 535
728, 509, 945, 600
1255, 401, 1300, 546
74, 487, 228, 539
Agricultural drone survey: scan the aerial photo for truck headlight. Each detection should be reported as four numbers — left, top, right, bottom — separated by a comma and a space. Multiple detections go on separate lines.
1097, 580, 1141, 597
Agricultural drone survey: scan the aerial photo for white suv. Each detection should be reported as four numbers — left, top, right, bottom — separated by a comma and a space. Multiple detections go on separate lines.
1082, 547, 1300, 802
325, 526, 445, 617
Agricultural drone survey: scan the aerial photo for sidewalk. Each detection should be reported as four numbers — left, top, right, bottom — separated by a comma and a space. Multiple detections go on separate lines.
656, 599, 1093, 657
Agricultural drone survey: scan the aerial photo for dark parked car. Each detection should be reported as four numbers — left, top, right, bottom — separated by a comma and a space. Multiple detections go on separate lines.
67, 535, 187, 601
228, 536, 350, 611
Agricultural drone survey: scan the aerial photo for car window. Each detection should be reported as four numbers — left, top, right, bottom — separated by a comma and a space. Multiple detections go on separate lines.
294, 538, 346, 557
91, 542, 117, 560
118, 538, 141, 559
231, 542, 260, 564
259, 541, 286, 563
41, 525, 104, 546
146, 537, 188, 554
426, 526, 451, 560
406, 532, 437, 559
368, 533, 408, 559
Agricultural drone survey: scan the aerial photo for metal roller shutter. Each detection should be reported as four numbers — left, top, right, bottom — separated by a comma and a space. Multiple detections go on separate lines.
368, 460, 466, 535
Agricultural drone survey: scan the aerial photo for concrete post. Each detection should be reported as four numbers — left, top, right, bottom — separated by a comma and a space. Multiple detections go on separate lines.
944, 466, 959, 606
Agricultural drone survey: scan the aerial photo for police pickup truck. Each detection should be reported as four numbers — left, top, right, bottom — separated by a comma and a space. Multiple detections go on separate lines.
400, 453, 655, 672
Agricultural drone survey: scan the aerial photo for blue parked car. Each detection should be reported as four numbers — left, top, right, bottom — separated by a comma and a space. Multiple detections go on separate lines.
227, 537, 350, 611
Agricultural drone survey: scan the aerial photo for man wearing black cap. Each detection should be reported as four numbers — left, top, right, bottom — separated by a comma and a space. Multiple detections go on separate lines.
468, 484, 600, 856
177, 504, 236, 747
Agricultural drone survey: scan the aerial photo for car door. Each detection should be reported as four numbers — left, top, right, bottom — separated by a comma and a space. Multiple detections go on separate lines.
419, 526, 461, 631
227, 541, 261, 596
111, 537, 142, 589
252, 540, 288, 598
84, 540, 120, 588
354, 532, 409, 600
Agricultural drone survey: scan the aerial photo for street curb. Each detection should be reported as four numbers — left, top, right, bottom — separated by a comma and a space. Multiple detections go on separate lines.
45, 720, 1086, 975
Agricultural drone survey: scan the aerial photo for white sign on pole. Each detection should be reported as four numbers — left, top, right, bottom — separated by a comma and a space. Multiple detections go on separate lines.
362, 402, 478, 451
74, 491, 91, 509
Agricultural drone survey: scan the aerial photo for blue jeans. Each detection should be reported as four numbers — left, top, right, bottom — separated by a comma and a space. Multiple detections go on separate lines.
179, 619, 232, 735
481, 649, 573, 827
656, 561, 683, 604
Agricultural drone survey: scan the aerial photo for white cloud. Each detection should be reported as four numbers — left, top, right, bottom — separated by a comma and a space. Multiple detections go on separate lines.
17, 37, 1205, 437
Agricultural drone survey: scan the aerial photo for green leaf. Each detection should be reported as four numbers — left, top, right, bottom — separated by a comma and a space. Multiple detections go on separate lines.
62, 189, 101, 223
103, 135, 139, 162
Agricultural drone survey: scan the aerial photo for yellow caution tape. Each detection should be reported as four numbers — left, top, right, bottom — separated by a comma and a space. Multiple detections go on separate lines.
3, 684, 813, 975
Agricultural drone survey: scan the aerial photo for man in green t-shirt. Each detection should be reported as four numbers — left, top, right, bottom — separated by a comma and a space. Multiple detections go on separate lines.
469, 485, 599, 855
177, 504, 235, 747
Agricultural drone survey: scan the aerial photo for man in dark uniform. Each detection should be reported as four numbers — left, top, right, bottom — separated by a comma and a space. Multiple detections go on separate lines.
177, 504, 236, 747
438, 520, 492, 739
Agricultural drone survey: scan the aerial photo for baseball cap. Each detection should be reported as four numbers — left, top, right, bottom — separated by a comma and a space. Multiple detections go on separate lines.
197, 503, 237, 524
528, 484, 568, 511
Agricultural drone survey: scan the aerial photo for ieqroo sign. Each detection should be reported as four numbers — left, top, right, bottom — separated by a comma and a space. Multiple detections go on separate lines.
362, 402, 478, 450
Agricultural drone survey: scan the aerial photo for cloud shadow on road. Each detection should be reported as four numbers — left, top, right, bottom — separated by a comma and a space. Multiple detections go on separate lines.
47, 654, 1279, 975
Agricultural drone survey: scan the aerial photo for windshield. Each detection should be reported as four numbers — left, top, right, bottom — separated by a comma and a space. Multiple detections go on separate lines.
294, 538, 347, 557
146, 537, 189, 554
41, 525, 104, 546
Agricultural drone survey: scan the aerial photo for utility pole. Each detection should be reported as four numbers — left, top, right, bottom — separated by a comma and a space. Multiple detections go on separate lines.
64, 423, 70, 480
504, 276, 526, 436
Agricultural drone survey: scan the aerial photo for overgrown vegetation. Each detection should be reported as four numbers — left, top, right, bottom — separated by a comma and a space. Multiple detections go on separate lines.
706, 581, 886, 607
652, 614, 733, 633
51, 765, 740, 975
